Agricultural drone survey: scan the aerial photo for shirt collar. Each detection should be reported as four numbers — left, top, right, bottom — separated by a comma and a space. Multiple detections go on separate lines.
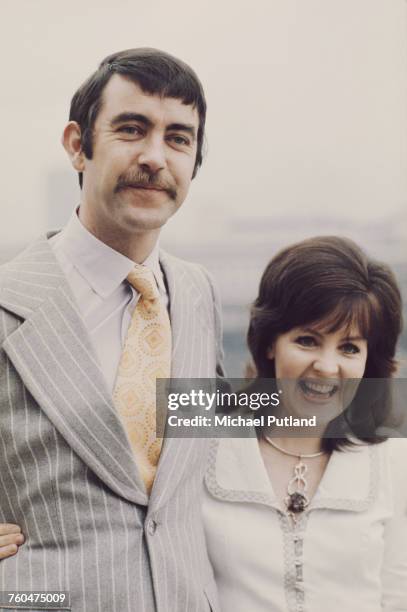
55, 210, 165, 298
205, 436, 377, 512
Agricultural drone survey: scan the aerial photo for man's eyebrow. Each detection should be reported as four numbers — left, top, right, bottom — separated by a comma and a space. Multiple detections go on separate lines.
166, 123, 196, 140
110, 112, 152, 128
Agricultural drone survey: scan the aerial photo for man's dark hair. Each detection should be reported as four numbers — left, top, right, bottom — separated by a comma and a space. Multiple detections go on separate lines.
247, 236, 403, 451
69, 48, 207, 187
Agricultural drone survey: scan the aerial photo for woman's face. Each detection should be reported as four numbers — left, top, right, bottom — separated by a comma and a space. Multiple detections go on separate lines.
267, 323, 368, 424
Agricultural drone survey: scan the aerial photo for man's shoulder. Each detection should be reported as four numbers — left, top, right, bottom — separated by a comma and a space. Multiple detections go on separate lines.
159, 249, 217, 293
0, 234, 63, 321
0, 234, 56, 274
159, 249, 209, 274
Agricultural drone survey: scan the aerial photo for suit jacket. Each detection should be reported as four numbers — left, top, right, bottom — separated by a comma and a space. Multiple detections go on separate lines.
0, 235, 224, 612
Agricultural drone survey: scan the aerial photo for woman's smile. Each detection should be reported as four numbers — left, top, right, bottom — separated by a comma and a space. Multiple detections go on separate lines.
298, 378, 340, 401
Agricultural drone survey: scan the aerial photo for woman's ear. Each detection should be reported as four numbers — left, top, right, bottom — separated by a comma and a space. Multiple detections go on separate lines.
244, 360, 257, 379
266, 345, 275, 360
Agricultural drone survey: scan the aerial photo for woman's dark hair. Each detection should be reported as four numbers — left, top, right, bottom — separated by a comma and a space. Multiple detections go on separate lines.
69, 47, 207, 187
247, 236, 403, 450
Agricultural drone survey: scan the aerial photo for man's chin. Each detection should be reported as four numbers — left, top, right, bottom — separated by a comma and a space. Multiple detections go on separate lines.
121, 205, 178, 233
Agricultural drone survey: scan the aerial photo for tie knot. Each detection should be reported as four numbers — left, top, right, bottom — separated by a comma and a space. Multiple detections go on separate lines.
127, 265, 159, 300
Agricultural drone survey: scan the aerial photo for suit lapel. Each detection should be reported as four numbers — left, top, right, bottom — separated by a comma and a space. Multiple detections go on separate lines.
150, 252, 211, 511
0, 236, 148, 505
160, 250, 208, 378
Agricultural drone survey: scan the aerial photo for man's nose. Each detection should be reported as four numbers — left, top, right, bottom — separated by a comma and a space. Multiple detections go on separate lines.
312, 351, 340, 377
137, 136, 166, 174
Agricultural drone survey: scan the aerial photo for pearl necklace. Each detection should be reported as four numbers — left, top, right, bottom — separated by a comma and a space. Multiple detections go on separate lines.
263, 436, 325, 519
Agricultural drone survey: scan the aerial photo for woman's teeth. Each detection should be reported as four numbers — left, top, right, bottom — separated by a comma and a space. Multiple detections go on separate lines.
300, 381, 338, 397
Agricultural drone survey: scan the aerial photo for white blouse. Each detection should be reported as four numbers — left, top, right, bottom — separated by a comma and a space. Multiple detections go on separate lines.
202, 437, 407, 612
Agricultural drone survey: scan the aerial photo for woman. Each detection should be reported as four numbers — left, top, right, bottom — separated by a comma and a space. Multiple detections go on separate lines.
1, 237, 406, 611
203, 236, 407, 612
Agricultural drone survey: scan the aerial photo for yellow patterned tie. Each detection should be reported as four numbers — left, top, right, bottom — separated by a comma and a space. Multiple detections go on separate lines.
113, 264, 171, 493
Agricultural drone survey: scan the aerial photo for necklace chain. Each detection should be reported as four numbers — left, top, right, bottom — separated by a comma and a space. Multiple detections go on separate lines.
263, 435, 325, 459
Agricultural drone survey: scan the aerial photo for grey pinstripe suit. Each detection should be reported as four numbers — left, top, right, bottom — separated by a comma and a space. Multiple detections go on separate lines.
0, 235, 223, 612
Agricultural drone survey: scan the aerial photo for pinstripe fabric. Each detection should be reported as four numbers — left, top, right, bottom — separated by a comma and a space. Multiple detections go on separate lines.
0, 235, 223, 612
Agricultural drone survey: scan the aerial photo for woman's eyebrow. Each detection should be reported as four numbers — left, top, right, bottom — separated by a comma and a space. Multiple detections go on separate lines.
300, 327, 322, 337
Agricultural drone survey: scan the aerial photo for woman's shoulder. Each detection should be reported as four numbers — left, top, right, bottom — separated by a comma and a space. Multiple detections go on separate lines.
382, 436, 407, 461
379, 438, 407, 511
371, 437, 407, 479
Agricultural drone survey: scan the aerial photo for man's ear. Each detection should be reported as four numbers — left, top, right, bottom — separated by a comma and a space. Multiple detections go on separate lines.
62, 122, 85, 172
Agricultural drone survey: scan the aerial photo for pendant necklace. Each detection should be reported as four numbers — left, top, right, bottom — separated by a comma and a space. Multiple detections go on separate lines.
263, 436, 325, 521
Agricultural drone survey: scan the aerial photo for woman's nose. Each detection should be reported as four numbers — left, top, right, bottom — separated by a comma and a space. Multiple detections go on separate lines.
312, 353, 340, 377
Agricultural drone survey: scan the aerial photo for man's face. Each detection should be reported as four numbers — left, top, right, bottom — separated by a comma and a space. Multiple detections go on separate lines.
79, 74, 199, 239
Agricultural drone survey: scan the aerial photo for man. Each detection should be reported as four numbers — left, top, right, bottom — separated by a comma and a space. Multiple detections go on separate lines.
0, 48, 222, 611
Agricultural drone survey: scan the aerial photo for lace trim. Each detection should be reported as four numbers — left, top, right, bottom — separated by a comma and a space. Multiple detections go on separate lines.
205, 440, 379, 512
204, 439, 277, 507
280, 513, 309, 612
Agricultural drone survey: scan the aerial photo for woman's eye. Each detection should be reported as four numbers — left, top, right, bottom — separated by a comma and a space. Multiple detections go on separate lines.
295, 336, 317, 347
341, 342, 360, 355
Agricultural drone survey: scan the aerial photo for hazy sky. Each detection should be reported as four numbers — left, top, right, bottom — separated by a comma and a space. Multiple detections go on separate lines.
1, 0, 406, 251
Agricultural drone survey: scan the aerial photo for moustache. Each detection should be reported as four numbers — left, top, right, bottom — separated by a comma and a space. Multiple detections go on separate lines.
115, 170, 177, 200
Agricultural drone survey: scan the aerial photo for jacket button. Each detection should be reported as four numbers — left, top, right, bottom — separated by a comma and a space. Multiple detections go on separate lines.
146, 518, 157, 536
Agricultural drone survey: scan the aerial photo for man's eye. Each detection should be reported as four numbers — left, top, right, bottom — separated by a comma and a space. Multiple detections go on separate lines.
168, 135, 190, 146
295, 336, 317, 347
341, 343, 360, 355
118, 126, 143, 135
